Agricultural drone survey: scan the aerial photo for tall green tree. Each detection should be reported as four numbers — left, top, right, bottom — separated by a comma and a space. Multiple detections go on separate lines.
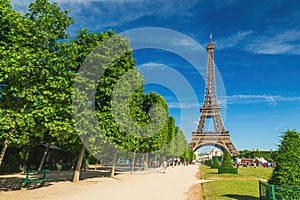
173, 127, 188, 158
24, 0, 76, 170
222, 150, 234, 168
166, 116, 175, 163
1, 0, 79, 170
0, 0, 40, 167
269, 130, 300, 186
70, 29, 119, 182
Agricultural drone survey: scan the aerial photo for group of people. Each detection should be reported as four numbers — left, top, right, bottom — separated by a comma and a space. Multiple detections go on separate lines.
161, 159, 190, 173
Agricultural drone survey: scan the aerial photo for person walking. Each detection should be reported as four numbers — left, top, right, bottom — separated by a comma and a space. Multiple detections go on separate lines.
162, 160, 168, 173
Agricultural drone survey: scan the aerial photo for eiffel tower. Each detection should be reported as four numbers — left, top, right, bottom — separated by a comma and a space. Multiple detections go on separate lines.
189, 34, 239, 156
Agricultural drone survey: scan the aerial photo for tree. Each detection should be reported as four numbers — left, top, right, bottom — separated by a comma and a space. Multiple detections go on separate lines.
211, 156, 219, 169
219, 150, 236, 174
238, 149, 276, 162
166, 117, 175, 165
0, 0, 79, 170
71, 29, 171, 179
173, 128, 188, 158
0, 0, 40, 167
269, 130, 300, 186
70, 29, 120, 182
204, 159, 212, 166
24, 0, 76, 170
222, 151, 234, 168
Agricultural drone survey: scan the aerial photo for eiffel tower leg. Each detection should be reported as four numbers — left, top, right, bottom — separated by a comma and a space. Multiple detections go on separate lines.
197, 114, 206, 132
213, 114, 225, 132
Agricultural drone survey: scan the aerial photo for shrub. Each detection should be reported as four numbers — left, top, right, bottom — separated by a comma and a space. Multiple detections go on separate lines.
218, 167, 238, 174
204, 159, 212, 166
261, 130, 300, 199
211, 156, 219, 169
222, 150, 234, 169
268, 130, 300, 186
218, 150, 237, 174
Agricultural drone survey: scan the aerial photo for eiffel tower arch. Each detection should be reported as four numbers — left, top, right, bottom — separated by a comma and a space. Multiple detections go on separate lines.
189, 34, 239, 156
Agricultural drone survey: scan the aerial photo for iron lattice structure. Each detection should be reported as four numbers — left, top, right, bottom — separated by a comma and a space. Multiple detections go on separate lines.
189, 34, 239, 156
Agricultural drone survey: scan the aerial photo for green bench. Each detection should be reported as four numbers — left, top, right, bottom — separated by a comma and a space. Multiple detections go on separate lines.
18, 169, 53, 187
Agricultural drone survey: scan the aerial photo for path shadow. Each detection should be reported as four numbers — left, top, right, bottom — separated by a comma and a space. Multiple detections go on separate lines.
0, 177, 54, 191
223, 194, 259, 200
0, 169, 118, 192
0, 177, 23, 191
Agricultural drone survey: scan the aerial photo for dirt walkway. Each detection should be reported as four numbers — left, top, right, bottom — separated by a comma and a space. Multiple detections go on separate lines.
0, 164, 201, 200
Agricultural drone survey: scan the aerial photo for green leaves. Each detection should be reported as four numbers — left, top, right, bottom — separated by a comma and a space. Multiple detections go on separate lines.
269, 130, 300, 186
26, 0, 74, 42
0, 0, 77, 154
211, 156, 220, 169
222, 150, 234, 169
1, 0, 185, 169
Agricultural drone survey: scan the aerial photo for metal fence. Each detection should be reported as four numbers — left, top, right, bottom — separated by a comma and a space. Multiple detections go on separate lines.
259, 180, 300, 200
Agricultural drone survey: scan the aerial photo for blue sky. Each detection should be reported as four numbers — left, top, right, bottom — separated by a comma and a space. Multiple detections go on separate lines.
11, 0, 300, 151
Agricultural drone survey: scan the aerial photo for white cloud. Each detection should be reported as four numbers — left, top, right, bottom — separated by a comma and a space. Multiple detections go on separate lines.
173, 38, 200, 50
216, 30, 253, 50
11, 0, 92, 14
246, 30, 300, 55
11, 0, 200, 34
168, 102, 199, 109
214, 29, 300, 55
223, 94, 300, 106
223, 94, 279, 105
138, 62, 168, 70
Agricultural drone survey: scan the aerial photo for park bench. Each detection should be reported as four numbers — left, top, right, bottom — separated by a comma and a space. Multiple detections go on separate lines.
18, 169, 52, 187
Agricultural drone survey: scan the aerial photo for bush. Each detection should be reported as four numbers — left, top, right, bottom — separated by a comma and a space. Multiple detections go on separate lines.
211, 156, 219, 169
218, 150, 236, 174
204, 159, 212, 166
268, 130, 300, 186
222, 151, 234, 168
218, 167, 238, 174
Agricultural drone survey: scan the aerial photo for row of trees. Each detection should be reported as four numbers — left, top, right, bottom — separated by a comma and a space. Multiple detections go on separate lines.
238, 149, 276, 162
0, 0, 195, 181
205, 151, 236, 172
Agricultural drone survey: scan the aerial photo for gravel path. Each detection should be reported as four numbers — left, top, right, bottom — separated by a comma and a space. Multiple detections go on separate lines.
0, 164, 200, 200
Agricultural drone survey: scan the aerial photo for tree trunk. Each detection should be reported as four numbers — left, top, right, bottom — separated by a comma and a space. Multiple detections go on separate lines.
173, 135, 176, 167
38, 142, 51, 170
110, 149, 118, 177
145, 152, 149, 164
144, 152, 149, 170
131, 152, 136, 173
0, 129, 13, 168
72, 144, 85, 183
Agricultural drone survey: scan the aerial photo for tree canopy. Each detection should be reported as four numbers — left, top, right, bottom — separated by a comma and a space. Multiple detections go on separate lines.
269, 130, 300, 186
0, 0, 191, 177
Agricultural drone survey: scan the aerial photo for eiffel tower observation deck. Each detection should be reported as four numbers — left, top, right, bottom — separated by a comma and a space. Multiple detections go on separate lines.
189, 34, 239, 156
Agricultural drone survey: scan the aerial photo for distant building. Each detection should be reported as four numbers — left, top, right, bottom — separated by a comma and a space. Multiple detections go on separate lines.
196, 147, 223, 162
209, 147, 223, 157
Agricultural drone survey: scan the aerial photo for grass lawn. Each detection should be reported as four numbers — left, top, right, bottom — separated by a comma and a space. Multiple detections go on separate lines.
238, 166, 273, 180
200, 165, 273, 200
203, 179, 259, 200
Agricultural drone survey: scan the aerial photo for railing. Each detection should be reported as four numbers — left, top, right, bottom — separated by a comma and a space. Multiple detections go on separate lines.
259, 180, 300, 200
192, 131, 230, 135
